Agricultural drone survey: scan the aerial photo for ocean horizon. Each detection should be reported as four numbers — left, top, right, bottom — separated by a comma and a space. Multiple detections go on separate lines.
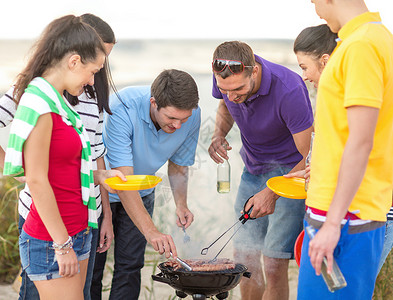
0, 38, 299, 93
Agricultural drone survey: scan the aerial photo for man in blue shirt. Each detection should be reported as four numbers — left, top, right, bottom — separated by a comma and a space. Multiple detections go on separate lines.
100, 69, 201, 300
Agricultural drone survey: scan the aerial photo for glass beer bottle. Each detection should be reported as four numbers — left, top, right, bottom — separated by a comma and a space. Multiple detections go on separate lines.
217, 159, 230, 193
305, 225, 347, 292
305, 132, 315, 191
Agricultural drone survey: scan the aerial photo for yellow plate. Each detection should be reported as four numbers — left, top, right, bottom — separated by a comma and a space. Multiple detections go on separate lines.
266, 176, 306, 199
105, 175, 162, 191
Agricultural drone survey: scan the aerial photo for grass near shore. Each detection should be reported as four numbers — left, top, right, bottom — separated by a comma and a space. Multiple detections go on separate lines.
374, 251, 393, 299
0, 176, 22, 283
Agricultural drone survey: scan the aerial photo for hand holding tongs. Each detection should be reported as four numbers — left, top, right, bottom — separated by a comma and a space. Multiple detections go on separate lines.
200, 196, 255, 261
170, 251, 193, 271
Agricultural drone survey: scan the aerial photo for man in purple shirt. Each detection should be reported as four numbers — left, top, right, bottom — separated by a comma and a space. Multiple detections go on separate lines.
208, 41, 314, 300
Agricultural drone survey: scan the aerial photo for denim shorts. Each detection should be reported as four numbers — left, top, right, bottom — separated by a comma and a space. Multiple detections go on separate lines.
233, 166, 305, 259
19, 227, 92, 281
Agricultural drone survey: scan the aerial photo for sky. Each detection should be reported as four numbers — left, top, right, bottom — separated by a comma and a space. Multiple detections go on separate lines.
0, 0, 392, 40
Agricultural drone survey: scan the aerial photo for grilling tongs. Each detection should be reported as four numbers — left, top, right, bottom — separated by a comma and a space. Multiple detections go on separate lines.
201, 196, 255, 262
170, 251, 193, 271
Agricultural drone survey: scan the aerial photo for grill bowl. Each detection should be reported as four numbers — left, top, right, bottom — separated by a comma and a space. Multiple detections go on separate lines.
152, 262, 251, 297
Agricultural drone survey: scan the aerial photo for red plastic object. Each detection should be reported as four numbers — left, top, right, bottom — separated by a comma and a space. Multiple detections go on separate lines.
294, 229, 304, 267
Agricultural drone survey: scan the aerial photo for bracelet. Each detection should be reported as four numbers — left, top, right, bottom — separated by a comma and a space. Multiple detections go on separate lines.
53, 236, 73, 250
55, 249, 71, 255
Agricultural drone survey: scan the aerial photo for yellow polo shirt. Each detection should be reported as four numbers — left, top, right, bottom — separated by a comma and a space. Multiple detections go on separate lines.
306, 12, 393, 221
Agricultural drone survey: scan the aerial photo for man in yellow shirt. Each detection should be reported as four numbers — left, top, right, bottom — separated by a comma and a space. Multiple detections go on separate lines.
297, 0, 393, 298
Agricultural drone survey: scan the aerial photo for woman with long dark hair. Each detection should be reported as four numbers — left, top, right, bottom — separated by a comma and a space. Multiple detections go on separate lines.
2, 15, 123, 299
0, 13, 122, 300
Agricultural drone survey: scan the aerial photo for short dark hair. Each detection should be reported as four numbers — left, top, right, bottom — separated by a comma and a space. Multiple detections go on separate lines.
212, 41, 255, 79
151, 69, 199, 110
293, 24, 338, 59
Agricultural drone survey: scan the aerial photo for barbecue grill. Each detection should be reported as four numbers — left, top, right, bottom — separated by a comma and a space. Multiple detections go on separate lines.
152, 262, 251, 299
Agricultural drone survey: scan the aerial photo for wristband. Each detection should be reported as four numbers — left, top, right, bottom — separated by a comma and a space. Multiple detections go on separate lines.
53, 236, 73, 250
55, 249, 71, 255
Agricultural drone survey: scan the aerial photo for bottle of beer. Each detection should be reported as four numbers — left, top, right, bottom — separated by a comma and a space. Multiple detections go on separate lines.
217, 159, 230, 193
217, 143, 230, 193
305, 225, 347, 292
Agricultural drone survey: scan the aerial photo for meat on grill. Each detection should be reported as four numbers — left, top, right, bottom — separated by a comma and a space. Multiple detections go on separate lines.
165, 258, 236, 271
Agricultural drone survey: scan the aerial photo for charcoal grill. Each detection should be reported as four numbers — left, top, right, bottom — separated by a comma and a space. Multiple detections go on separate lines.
152, 262, 251, 299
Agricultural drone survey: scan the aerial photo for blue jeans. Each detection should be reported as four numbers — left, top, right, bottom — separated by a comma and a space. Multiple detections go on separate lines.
84, 216, 101, 300
90, 237, 107, 300
92, 192, 155, 300
18, 216, 39, 300
90, 216, 108, 300
233, 166, 305, 259
377, 219, 393, 273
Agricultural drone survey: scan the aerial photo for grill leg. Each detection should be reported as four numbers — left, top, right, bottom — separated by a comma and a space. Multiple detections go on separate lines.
216, 291, 229, 299
176, 290, 188, 298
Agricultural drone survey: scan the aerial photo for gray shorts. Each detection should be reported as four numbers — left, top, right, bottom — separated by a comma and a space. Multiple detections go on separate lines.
233, 166, 305, 259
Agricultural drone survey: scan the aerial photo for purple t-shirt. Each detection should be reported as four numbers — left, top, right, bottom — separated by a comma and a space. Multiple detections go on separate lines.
212, 55, 313, 175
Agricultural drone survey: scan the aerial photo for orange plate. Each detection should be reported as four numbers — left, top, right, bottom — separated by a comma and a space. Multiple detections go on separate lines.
266, 176, 306, 199
105, 175, 162, 191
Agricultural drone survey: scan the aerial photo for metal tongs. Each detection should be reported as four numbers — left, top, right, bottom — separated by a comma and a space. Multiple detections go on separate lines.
200, 197, 255, 262
170, 251, 193, 271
